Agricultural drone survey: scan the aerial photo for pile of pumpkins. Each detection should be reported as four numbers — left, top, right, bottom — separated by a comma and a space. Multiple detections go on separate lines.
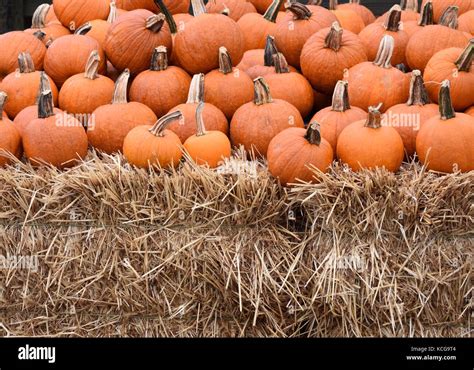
0, 0, 473, 186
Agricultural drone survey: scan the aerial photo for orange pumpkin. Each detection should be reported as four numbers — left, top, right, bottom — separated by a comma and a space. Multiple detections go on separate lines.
53, 0, 110, 31
376, 0, 419, 24
123, 110, 184, 169
311, 80, 367, 152
403, 1, 434, 38
115, 0, 190, 14
206, 0, 257, 21
85, 1, 120, 49
466, 106, 474, 116
230, 77, 304, 157
300, 22, 368, 95
337, 0, 376, 26
458, 10, 474, 35
421, 0, 472, 23
337, 104, 405, 172
248, 0, 284, 14
87, 70, 157, 154
1, 52, 58, 118
24, 4, 70, 45
424, 39, 474, 111
183, 102, 231, 168
167, 73, 229, 143
384, 70, 439, 156
416, 80, 474, 173
328, 0, 365, 34
0, 92, 22, 167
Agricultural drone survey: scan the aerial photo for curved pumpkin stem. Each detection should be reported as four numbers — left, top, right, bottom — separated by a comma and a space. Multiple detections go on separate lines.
107, 1, 118, 23
0, 92, 7, 119
36, 71, 52, 104
328, 0, 338, 11
195, 101, 207, 137
31, 3, 50, 29
112, 69, 130, 104
84, 50, 101, 80
75, 22, 92, 35
373, 35, 395, 69
407, 70, 430, 106
187, 74, 205, 104
331, 80, 351, 112
364, 104, 383, 129
191, 0, 207, 16
324, 22, 343, 51
146, 14, 166, 33
400, 0, 418, 12
38, 90, 55, 119
305, 122, 322, 146
263, 0, 284, 23
253, 77, 273, 106
149, 110, 183, 137
18, 52, 36, 74
286, 1, 313, 20
438, 80, 456, 120
150, 46, 169, 71
218, 47, 233, 74
272, 53, 290, 74
418, 1, 434, 26
455, 39, 474, 73
264, 35, 278, 67
384, 5, 402, 32
154, 0, 177, 35
439, 6, 459, 29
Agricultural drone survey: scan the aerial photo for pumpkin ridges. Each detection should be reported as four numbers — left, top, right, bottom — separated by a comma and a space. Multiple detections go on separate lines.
421, 0, 472, 23
328, 0, 365, 34
53, 0, 110, 31
338, 0, 376, 26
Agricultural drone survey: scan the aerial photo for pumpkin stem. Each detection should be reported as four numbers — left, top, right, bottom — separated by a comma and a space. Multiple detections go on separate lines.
149, 110, 183, 137
107, 1, 118, 23
418, 1, 434, 26
154, 0, 178, 35
364, 104, 383, 129
195, 101, 207, 137
307, 0, 322, 5
0, 92, 7, 118
455, 39, 474, 73
150, 46, 169, 71
331, 80, 351, 112
438, 80, 456, 120
373, 35, 395, 69
305, 121, 322, 146
286, 1, 313, 20
36, 71, 52, 104
146, 14, 166, 32
407, 70, 430, 106
263, 0, 284, 23
18, 52, 36, 74
75, 22, 92, 35
33, 30, 47, 41
84, 50, 101, 80
38, 90, 54, 119
112, 69, 130, 104
191, 0, 207, 16
264, 35, 278, 67
218, 47, 233, 74
324, 22, 343, 51
328, 0, 338, 11
31, 3, 50, 29
439, 6, 459, 29
253, 77, 273, 106
400, 0, 418, 12
187, 74, 205, 104
384, 5, 402, 32
272, 53, 290, 74
396, 63, 407, 72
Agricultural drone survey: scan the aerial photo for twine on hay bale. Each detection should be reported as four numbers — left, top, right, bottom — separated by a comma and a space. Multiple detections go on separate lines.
0, 150, 472, 337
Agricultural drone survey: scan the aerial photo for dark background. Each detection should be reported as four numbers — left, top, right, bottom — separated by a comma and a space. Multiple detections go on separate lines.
0, 0, 399, 34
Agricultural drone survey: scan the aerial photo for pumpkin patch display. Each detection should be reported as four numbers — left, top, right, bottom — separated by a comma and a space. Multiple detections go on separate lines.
53, 0, 110, 31
328, 0, 365, 34
416, 80, 474, 173
206, 0, 257, 22
230, 77, 304, 157
337, 0, 376, 26
0, 92, 22, 167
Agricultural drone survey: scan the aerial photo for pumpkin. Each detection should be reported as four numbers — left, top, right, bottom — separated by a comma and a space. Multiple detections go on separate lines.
0, 92, 22, 167
167, 73, 228, 143
174, 0, 243, 74
376, 0, 419, 23
267, 122, 333, 186
264, 53, 314, 118
328, 0, 365, 34
337, 0, 376, 26
204, 47, 254, 120
85, 1, 120, 49
123, 110, 183, 169
115, 0, 190, 14
105, 9, 172, 75
406, 6, 471, 72
424, 39, 474, 111
0, 31, 46, 79
347, 35, 410, 113
416, 80, 474, 173
458, 10, 474, 35
1, 52, 58, 119
87, 70, 157, 154
248, 0, 284, 14
311, 80, 367, 152
25, 4, 70, 45
13, 71, 62, 136
300, 22, 368, 95
230, 77, 304, 157
45, 5, 59, 23
206, 0, 257, 21
403, 0, 434, 38
129, 46, 192, 118
59, 50, 115, 127
466, 106, 474, 116
53, 0, 110, 31
337, 104, 404, 172
237, 0, 283, 51
274, 1, 338, 69
44, 24, 106, 87
183, 102, 231, 168
22, 90, 88, 169
384, 70, 439, 156
358, 5, 409, 66
421, 0, 472, 23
